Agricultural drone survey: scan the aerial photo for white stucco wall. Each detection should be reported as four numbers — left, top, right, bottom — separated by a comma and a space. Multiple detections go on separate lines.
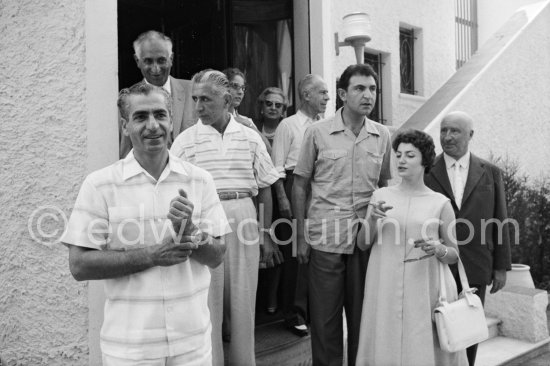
426, 2, 550, 178
477, 0, 543, 47
0, 0, 118, 364
456, 2, 550, 177
323, 0, 456, 126
0, 1, 89, 364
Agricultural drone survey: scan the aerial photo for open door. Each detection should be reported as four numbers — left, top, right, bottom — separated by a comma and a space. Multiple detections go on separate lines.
118, 0, 229, 89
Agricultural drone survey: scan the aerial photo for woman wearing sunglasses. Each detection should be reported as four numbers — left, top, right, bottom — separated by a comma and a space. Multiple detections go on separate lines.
253, 87, 288, 317
256, 87, 288, 147
355, 129, 467, 366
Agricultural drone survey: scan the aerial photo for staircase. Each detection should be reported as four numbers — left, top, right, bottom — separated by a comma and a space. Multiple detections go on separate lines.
477, 302, 550, 366
251, 310, 550, 365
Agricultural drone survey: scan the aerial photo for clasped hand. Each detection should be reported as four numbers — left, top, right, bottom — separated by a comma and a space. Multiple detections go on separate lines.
149, 189, 201, 267
167, 188, 196, 237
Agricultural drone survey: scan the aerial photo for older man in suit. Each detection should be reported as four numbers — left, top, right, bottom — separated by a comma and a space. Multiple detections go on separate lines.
119, 30, 195, 158
424, 111, 511, 366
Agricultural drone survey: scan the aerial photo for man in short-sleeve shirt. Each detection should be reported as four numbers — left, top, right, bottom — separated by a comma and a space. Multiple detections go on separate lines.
270, 74, 330, 336
293, 64, 392, 366
63, 84, 230, 365
171, 69, 281, 366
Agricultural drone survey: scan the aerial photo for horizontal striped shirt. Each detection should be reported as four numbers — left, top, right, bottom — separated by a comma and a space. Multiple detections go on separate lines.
61, 152, 231, 361
171, 116, 279, 196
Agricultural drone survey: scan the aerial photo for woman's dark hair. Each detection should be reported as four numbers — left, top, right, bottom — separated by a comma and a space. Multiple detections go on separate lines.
222, 67, 245, 82
392, 129, 436, 173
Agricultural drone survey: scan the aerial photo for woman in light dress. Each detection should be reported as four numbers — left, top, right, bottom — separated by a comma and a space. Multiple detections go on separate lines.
355, 129, 468, 366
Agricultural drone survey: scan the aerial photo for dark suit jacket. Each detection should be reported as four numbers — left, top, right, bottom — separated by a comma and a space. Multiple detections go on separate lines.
425, 153, 511, 285
119, 76, 196, 158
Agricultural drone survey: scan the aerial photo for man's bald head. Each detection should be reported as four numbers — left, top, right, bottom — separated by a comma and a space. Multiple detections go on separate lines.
440, 111, 474, 160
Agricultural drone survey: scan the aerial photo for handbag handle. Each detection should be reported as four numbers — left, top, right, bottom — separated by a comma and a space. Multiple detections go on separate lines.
438, 256, 474, 303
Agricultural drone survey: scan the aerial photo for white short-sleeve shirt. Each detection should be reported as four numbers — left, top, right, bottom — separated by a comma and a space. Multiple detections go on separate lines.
170, 116, 279, 195
61, 152, 231, 361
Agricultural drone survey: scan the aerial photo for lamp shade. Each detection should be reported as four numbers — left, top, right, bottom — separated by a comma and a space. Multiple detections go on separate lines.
342, 12, 371, 44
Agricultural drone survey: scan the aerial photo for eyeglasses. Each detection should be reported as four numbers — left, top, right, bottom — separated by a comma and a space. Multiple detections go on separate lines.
264, 101, 283, 108
229, 82, 246, 92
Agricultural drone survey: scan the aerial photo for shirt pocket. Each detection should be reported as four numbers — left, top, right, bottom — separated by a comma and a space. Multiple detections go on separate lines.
318, 149, 348, 179
364, 151, 383, 184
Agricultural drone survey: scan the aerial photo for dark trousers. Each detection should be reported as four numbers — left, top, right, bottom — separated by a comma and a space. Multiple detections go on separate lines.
308, 247, 369, 366
456, 276, 487, 366
277, 171, 309, 322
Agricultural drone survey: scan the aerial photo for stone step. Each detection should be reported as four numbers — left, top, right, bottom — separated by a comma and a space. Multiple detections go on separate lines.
486, 315, 502, 339
477, 336, 550, 366
255, 320, 312, 366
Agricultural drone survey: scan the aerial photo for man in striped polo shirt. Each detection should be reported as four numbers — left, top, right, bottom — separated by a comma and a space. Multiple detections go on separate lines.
63, 83, 231, 365
171, 69, 282, 366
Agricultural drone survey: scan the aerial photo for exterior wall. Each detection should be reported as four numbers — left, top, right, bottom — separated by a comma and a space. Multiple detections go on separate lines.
322, 0, 456, 126
477, 0, 543, 47
0, 0, 118, 364
0, 1, 89, 364
426, 2, 550, 177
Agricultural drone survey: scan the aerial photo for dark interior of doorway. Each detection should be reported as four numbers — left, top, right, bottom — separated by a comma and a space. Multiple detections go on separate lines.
118, 0, 229, 88
118, 0, 293, 122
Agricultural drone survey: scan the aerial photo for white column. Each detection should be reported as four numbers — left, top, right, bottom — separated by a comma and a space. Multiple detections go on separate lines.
85, 0, 118, 364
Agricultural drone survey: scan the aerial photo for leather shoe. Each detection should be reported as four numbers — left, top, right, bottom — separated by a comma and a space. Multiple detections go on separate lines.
285, 316, 308, 337
290, 323, 308, 337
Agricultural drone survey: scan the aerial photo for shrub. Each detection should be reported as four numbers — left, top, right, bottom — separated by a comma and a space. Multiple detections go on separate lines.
493, 155, 550, 290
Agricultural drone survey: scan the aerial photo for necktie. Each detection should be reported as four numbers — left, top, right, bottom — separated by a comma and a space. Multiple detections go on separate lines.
453, 162, 464, 209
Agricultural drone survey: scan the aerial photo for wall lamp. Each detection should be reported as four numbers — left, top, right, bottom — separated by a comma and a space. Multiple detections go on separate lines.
334, 12, 372, 64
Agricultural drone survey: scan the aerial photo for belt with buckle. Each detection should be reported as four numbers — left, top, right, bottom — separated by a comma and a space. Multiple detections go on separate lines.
218, 191, 252, 200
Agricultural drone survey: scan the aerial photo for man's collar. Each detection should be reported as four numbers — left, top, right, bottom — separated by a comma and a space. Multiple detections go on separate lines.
143, 77, 171, 94
198, 113, 236, 135
296, 109, 321, 123
443, 151, 471, 169
122, 149, 187, 180
329, 108, 380, 136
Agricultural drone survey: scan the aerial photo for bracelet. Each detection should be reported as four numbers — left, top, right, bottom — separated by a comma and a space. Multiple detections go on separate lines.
260, 227, 274, 237
436, 246, 448, 258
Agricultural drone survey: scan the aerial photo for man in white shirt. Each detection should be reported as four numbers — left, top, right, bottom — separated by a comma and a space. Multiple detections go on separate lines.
63, 83, 230, 365
171, 69, 281, 366
270, 74, 330, 336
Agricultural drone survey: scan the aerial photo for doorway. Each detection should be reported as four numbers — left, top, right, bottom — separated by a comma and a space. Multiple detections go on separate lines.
117, 0, 294, 123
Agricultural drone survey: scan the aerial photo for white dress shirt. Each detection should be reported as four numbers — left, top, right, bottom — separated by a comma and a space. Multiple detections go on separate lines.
444, 151, 470, 208
144, 77, 171, 94
271, 110, 320, 178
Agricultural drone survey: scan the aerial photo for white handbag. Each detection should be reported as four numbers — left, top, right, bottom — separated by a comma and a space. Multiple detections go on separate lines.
433, 258, 489, 352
